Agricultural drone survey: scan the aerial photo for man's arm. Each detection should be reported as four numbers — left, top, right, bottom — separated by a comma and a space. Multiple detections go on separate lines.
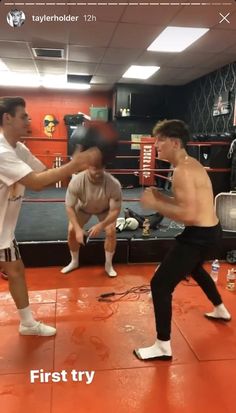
100, 200, 121, 228
152, 189, 175, 205
66, 206, 82, 232
141, 168, 197, 223
65, 180, 85, 244
100, 180, 122, 228
100, 186, 122, 228
18, 148, 102, 191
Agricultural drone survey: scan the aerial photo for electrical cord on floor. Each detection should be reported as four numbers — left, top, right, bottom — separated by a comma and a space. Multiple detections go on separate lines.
93, 302, 120, 321
96, 284, 151, 303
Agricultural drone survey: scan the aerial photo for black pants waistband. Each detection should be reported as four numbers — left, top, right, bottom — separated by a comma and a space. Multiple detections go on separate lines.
176, 222, 222, 246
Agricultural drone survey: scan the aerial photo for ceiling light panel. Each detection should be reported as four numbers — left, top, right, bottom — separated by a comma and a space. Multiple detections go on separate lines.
147, 26, 209, 53
122, 65, 160, 80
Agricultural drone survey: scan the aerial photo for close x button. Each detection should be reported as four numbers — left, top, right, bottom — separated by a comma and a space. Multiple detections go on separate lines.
219, 13, 230, 24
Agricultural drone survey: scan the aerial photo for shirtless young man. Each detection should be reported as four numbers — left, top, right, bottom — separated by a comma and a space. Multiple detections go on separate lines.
0, 96, 102, 336
134, 119, 231, 361
61, 164, 122, 277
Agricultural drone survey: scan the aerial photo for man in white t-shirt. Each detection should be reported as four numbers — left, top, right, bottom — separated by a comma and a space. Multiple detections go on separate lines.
0, 96, 102, 336
61, 165, 122, 276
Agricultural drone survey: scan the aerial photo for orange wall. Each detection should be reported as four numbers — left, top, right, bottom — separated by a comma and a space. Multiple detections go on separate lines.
0, 87, 112, 167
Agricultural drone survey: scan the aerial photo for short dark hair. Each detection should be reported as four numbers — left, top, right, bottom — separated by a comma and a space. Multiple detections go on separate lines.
10, 9, 23, 16
153, 119, 190, 148
0, 96, 26, 126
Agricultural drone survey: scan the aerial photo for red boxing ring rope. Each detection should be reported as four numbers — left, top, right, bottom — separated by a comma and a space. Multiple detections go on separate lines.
23, 198, 141, 203
154, 173, 172, 182
107, 168, 231, 174
24, 137, 231, 146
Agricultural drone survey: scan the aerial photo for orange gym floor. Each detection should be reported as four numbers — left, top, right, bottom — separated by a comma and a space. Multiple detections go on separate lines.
0, 262, 235, 413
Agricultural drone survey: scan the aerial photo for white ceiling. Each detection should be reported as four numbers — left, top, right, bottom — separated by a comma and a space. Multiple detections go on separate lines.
0, 1, 235, 91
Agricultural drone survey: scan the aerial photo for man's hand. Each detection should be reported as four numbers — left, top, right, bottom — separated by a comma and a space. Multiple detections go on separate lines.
75, 228, 85, 245
140, 187, 160, 210
88, 222, 104, 237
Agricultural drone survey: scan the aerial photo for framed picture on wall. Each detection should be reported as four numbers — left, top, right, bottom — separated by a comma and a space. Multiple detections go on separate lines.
213, 91, 230, 116
131, 134, 147, 150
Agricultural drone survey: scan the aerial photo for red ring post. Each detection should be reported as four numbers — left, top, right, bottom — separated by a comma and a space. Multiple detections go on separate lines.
139, 137, 156, 186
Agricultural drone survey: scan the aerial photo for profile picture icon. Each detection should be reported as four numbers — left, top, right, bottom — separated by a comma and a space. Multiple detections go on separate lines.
7, 9, 26, 27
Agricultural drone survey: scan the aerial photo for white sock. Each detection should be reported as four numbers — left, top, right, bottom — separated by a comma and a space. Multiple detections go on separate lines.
105, 251, 117, 277
205, 303, 231, 320
18, 306, 37, 327
61, 250, 79, 274
134, 339, 172, 360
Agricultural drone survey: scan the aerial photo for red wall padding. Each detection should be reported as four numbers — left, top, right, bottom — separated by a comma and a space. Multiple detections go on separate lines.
0, 88, 112, 163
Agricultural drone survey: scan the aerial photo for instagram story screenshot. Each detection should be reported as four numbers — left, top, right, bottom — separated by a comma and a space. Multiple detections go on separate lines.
0, 1, 236, 413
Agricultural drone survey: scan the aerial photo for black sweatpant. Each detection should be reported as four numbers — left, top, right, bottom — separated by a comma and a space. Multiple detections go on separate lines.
151, 223, 223, 341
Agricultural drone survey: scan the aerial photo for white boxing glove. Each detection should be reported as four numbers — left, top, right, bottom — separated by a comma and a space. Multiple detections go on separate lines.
124, 217, 139, 231
116, 217, 126, 232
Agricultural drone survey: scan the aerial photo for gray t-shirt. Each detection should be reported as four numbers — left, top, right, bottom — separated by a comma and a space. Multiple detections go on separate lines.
65, 170, 122, 214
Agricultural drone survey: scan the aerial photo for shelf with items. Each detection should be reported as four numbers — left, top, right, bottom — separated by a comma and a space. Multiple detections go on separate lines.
116, 108, 130, 118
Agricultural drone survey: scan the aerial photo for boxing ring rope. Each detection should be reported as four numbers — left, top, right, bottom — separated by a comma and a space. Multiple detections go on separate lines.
31, 154, 140, 160
26, 138, 231, 164
154, 173, 172, 182
24, 138, 67, 143
22, 163, 231, 204
186, 141, 230, 146
24, 137, 231, 191
118, 140, 231, 146
24, 136, 231, 144
28, 156, 231, 173
106, 168, 231, 173
23, 198, 141, 202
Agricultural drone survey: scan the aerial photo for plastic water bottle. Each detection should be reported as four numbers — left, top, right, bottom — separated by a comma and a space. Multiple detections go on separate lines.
226, 268, 235, 291
210, 259, 220, 283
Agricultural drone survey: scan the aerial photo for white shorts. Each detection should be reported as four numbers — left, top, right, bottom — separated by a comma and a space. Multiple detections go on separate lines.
0, 239, 21, 262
